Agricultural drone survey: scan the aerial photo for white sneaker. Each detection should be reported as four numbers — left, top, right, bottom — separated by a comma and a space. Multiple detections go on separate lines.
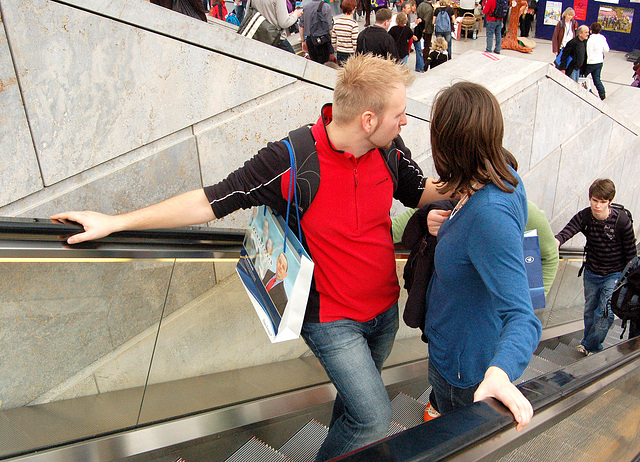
576, 345, 592, 356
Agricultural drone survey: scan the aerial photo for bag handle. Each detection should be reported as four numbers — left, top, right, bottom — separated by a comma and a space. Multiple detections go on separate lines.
282, 139, 303, 254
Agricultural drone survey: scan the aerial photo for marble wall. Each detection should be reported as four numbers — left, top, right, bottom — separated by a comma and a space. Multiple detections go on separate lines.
1, 0, 639, 413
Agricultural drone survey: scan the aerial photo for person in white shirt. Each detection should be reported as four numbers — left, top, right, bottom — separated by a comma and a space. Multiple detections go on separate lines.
584, 22, 610, 100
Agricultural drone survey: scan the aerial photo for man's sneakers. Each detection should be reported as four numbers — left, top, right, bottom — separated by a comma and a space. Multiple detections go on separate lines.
576, 344, 593, 356
423, 402, 440, 422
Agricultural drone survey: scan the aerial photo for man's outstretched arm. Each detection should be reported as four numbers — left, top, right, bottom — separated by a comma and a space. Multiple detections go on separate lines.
51, 189, 215, 245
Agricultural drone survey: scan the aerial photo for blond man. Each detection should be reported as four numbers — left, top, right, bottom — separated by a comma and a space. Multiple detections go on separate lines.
52, 54, 446, 461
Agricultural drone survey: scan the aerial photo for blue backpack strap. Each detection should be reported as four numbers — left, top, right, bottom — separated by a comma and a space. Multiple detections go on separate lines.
287, 126, 320, 218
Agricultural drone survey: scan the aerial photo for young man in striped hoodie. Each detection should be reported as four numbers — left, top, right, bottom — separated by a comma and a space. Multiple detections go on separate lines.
556, 179, 637, 355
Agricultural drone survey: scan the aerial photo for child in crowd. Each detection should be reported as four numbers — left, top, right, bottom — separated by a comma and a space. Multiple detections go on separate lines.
388, 12, 414, 65
424, 36, 448, 70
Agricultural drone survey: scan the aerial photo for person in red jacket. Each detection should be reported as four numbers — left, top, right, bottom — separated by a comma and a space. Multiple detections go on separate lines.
209, 0, 228, 20
483, 0, 503, 54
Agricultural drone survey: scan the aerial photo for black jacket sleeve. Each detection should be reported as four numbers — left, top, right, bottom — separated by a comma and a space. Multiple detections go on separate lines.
555, 208, 587, 246
204, 141, 291, 219
391, 135, 427, 208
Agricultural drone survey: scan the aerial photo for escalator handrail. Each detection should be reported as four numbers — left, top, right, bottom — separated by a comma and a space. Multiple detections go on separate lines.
335, 336, 640, 462
0, 217, 245, 259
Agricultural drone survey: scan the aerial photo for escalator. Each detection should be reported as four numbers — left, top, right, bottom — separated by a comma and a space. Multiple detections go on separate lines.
1, 219, 639, 462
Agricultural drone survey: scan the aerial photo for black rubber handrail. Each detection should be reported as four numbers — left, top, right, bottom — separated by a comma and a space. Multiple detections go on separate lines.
0, 217, 245, 245
335, 337, 640, 462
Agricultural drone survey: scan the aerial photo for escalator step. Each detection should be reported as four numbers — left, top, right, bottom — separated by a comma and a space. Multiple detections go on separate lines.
224, 437, 288, 462
537, 347, 575, 366
388, 422, 406, 437
391, 392, 426, 429
515, 367, 546, 385
416, 386, 432, 405
527, 355, 560, 375
567, 337, 581, 347
278, 419, 328, 462
552, 342, 585, 360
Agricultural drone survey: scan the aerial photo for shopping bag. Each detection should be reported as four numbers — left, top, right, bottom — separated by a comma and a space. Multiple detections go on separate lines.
237, 206, 313, 342
524, 230, 545, 310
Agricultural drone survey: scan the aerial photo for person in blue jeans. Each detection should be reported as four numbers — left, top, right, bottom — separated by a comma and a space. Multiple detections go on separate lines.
483, 0, 503, 53
583, 22, 610, 100
556, 179, 637, 355
433, 0, 454, 59
51, 54, 450, 461
423, 82, 542, 429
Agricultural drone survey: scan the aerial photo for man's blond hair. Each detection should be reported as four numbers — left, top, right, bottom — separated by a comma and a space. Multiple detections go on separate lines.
333, 54, 414, 124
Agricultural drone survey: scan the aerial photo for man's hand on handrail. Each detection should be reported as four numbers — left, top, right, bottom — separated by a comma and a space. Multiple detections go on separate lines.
51, 189, 216, 245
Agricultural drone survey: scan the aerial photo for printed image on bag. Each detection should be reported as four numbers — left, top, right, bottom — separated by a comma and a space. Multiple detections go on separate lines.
237, 206, 313, 343
524, 230, 545, 310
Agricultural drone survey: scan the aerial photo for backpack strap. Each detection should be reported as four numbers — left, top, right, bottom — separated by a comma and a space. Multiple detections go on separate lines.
287, 126, 320, 219
611, 203, 632, 240
286, 127, 401, 218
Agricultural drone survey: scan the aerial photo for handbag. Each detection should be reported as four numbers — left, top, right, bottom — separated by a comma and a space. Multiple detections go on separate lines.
236, 142, 314, 343
237, 0, 282, 46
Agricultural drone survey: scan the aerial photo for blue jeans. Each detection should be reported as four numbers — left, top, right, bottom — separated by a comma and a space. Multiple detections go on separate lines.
485, 20, 502, 53
276, 38, 295, 54
435, 31, 452, 59
301, 304, 399, 461
582, 269, 619, 353
414, 38, 425, 72
584, 62, 606, 98
428, 360, 478, 414
569, 68, 580, 82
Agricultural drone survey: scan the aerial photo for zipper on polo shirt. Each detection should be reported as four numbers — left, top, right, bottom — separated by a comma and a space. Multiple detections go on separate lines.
354, 168, 359, 228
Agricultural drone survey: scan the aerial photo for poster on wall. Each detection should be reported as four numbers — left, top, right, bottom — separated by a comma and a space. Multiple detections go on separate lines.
598, 6, 634, 33
573, 0, 588, 19
544, 1, 562, 25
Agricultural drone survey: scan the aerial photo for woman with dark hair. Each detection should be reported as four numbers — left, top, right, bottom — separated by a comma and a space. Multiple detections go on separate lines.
424, 82, 542, 431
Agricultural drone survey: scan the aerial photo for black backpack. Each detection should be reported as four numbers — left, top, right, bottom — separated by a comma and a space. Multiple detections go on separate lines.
577, 203, 633, 276
491, 0, 510, 19
284, 126, 402, 229
308, 0, 332, 44
608, 255, 640, 338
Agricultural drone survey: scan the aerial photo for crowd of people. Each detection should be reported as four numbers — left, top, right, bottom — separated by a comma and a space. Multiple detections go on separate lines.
553, 8, 610, 100
153, 0, 640, 93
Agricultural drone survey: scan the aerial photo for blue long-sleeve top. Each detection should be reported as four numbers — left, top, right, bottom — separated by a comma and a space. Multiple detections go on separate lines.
425, 171, 542, 388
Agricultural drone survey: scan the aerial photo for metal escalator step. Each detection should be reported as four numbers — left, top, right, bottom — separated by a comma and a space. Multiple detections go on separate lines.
527, 355, 560, 375
278, 419, 327, 462
387, 421, 406, 437
225, 437, 289, 462
567, 337, 581, 347
552, 342, 584, 360
537, 347, 575, 367
416, 386, 432, 405
514, 368, 542, 385
391, 392, 426, 429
